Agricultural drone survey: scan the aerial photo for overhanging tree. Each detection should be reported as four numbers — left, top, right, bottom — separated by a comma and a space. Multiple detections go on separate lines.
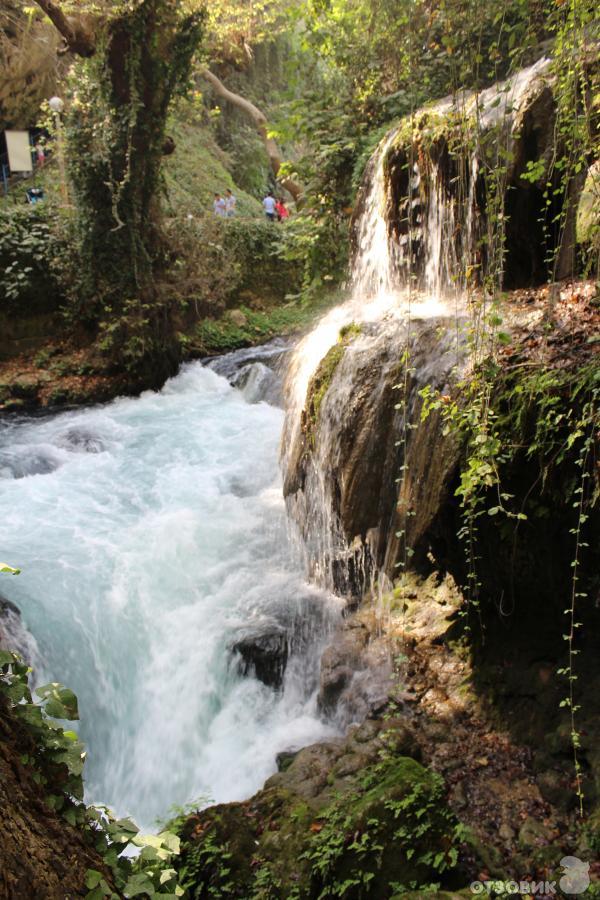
198, 67, 303, 203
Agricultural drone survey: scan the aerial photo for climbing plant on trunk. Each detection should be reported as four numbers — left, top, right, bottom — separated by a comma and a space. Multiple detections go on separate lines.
35, 0, 205, 372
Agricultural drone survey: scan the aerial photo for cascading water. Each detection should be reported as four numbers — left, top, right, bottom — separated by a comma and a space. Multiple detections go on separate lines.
0, 361, 342, 828
282, 57, 552, 596
282, 120, 458, 596
0, 54, 555, 834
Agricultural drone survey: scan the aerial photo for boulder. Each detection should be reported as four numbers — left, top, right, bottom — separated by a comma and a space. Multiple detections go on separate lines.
0, 596, 38, 667
230, 626, 289, 689
284, 317, 467, 596
177, 747, 458, 898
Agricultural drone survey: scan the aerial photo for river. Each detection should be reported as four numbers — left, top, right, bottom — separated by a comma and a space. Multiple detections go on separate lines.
0, 357, 341, 828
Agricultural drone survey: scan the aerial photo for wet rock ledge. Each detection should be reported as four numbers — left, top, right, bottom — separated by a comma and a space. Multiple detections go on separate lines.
174, 571, 598, 897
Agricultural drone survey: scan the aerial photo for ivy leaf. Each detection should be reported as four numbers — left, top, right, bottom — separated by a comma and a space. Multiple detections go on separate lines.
53, 743, 86, 777
85, 869, 103, 890
124, 872, 156, 897
36, 683, 79, 720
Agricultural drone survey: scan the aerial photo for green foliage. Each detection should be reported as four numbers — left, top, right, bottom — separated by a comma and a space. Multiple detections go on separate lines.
498, 361, 600, 814
162, 100, 262, 218
296, 0, 543, 125
58, 1, 206, 371
168, 214, 301, 324
421, 350, 599, 816
495, 363, 600, 470
193, 289, 338, 355
0, 643, 186, 898
205, 0, 296, 66
543, 0, 600, 281
178, 829, 234, 898
275, 209, 349, 300
302, 756, 462, 898
215, 122, 269, 197
175, 752, 464, 898
0, 205, 66, 312
0, 649, 87, 806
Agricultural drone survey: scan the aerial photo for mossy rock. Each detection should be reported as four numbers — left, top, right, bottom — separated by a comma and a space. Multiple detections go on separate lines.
177, 755, 461, 899
302, 323, 362, 445
9, 376, 41, 400
577, 162, 600, 249
305, 757, 460, 898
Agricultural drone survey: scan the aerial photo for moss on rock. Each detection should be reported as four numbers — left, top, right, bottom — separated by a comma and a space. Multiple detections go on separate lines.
176, 719, 464, 898
301, 323, 362, 446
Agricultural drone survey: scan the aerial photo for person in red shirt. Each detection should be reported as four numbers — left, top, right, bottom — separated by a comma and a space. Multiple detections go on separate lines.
275, 197, 290, 221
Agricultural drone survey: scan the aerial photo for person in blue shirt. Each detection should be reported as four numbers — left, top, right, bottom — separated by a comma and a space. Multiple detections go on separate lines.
263, 192, 277, 221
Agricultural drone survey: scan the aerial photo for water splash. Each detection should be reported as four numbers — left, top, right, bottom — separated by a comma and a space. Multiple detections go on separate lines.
0, 362, 342, 827
282, 58, 550, 595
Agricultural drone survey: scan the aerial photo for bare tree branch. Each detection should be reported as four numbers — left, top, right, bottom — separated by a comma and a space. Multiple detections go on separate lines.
34, 0, 95, 57
199, 67, 303, 205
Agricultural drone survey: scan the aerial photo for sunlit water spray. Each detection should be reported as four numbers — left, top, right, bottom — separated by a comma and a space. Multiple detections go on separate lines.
284, 56, 551, 461
0, 364, 342, 828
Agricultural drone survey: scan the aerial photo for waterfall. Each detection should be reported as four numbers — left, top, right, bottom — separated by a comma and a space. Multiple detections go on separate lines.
351, 130, 399, 300
282, 57, 551, 596
0, 54, 554, 832
0, 361, 343, 828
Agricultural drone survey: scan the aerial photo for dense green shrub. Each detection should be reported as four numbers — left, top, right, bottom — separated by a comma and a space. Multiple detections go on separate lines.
166, 214, 302, 310
275, 209, 349, 299
0, 204, 67, 313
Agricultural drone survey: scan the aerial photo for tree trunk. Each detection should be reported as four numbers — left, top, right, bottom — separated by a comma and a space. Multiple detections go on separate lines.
34, 0, 95, 56
199, 67, 303, 205
0, 693, 116, 899
37, 0, 204, 375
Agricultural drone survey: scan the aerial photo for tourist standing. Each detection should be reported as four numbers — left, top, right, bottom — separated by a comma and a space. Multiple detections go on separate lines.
225, 188, 236, 217
213, 193, 226, 217
263, 192, 277, 221
275, 197, 290, 221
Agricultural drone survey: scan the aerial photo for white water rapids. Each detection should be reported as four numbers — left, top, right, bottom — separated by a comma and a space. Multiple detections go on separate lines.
0, 55, 549, 832
0, 360, 341, 828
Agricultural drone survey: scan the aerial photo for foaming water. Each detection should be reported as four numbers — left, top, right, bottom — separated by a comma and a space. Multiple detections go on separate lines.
0, 362, 342, 827
283, 57, 549, 464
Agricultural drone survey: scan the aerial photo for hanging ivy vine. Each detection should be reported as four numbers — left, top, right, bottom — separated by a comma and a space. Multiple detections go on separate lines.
64, 0, 205, 368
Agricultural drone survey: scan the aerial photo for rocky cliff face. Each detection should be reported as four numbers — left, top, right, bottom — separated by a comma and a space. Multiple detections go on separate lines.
283, 280, 600, 680
284, 314, 467, 597
277, 62, 600, 885
361, 56, 595, 294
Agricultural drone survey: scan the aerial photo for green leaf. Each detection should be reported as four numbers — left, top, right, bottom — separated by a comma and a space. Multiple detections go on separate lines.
115, 817, 139, 834
124, 872, 155, 897
36, 683, 79, 720
85, 870, 103, 890
53, 743, 86, 777
0, 563, 21, 575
